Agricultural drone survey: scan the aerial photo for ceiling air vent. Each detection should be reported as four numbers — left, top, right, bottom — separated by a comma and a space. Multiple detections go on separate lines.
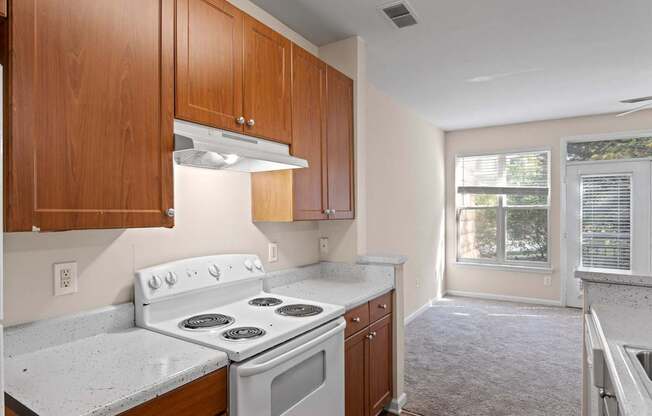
380, 1, 418, 29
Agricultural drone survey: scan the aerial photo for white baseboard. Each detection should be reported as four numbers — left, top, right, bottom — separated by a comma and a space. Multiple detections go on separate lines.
445, 289, 562, 307
385, 393, 407, 414
404, 298, 436, 325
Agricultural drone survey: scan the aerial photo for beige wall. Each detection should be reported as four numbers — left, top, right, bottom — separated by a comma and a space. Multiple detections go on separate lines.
2, 0, 325, 326
445, 110, 652, 302
365, 84, 446, 317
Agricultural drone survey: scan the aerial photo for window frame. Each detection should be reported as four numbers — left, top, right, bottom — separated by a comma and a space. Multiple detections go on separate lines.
455, 148, 552, 270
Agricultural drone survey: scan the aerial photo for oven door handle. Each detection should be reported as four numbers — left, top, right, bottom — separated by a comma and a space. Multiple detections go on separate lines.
238, 319, 346, 377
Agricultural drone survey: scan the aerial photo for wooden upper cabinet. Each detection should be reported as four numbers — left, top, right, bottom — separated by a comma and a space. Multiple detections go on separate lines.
243, 15, 292, 144
4, 0, 175, 231
291, 44, 328, 220
175, 0, 244, 132
0, 0, 6, 18
326, 66, 355, 219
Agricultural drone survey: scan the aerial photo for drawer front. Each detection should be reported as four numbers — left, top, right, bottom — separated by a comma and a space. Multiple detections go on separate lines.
369, 291, 392, 323
344, 302, 370, 338
120, 368, 227, 416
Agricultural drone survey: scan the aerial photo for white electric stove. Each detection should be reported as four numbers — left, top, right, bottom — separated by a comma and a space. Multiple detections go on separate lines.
135, 254, 346, 416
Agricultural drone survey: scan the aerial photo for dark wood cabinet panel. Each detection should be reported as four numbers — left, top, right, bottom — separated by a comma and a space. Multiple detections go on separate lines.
345, 329, 369, 416
243, 14, 292, 144
291, 44, 328, 220
175, 0, 244, 132
326, 66, 355, 220
344, 302, 370, 338
0, 0, 6, 18
369, 291, 392, 323
345, 292, 394, 416
120, 369, 227, 416
5, 0, 174, 231
368, 315, 393, 416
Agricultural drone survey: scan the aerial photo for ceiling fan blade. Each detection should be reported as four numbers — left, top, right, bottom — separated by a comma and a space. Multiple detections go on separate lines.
616, 101, 652, 117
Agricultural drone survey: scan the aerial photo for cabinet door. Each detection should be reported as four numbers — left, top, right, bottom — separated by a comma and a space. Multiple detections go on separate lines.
326, 66, 355, 219
6, 0, 174, 231
368, 315, 392, 416
291, 45, 328, 220
176, 0, 243, 132
345, 330, 369, 416
243, 15, 292, 144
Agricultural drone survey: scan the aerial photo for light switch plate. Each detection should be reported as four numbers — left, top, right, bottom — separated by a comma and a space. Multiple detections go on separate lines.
54, 262, 78, 296
268, 243, 278, 263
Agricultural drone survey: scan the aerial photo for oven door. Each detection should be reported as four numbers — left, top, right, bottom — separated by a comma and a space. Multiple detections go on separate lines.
230, 317, 346, 416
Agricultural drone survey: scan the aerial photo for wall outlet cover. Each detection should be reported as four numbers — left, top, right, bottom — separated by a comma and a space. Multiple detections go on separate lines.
54, 262, 78, 296
543, 275, 552, 286
319, 237, 329, 256
268, 243, 279, 263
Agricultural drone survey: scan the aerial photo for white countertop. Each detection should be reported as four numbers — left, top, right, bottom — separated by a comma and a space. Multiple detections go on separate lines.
590, 304, 652, 416
576, 268, 652, 288
4, 305, 229, 416
264, 262, 395, 311
268, 277, 393, 311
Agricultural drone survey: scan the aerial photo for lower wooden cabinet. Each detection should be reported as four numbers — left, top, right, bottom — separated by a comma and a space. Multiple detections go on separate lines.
119, 368, 227, 416
344, 292, 394, 416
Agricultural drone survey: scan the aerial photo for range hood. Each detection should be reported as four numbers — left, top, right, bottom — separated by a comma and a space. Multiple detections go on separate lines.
173, 119, 308, 172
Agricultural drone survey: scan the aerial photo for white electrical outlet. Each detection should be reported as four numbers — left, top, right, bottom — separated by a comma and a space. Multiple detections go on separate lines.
543, 275, 552, 286
319, 237, 329, 256
54, 262, 78, 296
268, 243, 278, 263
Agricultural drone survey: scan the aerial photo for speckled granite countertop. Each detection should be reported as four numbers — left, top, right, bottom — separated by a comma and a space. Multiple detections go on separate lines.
4, 304, 229, 416
264, 262, 396, 311
590, 304, 652, 416
577, 268, 652, 288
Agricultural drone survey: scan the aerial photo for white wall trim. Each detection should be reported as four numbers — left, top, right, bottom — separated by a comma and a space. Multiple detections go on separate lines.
445, 289, 563, 307
385, 393, 407, 415
404, 301, 431, 325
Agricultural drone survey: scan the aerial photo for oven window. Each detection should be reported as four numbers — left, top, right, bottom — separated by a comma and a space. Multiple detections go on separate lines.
271, 351, 325, 416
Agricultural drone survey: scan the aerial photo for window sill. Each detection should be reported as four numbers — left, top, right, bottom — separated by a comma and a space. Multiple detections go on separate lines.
454, 262, 553, 274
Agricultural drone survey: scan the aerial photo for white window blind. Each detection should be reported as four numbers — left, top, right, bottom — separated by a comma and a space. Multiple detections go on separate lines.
581, 175, 631, 271
456, 151, 549, 195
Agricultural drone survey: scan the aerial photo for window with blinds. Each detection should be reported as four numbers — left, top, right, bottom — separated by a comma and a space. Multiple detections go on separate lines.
456, 150, 550, 266
580, 175, 632, 270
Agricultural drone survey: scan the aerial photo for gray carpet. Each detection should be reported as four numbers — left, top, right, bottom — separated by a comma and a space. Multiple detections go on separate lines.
404, 296, 582, 416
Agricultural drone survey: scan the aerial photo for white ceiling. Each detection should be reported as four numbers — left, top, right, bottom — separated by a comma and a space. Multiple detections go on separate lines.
249, 0, 652, 130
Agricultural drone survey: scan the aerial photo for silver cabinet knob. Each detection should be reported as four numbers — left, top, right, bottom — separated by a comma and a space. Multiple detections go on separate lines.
366, 333, 374, 340
351, 317, 361, 323
236, 116, 245, 125
166, 208, 175, 218
246, 119, 255, 127
379, 304, 388, 310
370, 331, 377, 337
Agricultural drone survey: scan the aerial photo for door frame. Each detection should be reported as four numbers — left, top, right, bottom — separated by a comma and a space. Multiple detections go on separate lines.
560, 129, 652, 307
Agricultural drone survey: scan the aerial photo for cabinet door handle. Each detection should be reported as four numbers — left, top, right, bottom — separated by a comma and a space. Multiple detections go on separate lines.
366, 333, 374, 340
370, 331, 377, 337
247, 119, 255, 127
379, 304, 388, 310
165, 208, 175, 218
351, 317, 361, 323
236, 116, 245, 125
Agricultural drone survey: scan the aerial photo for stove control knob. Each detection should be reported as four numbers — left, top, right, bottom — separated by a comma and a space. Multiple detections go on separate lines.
244, 259, 254, 271
208, 264, 221, 279
253, 259, 263, 270
148, 275, 163, 290
165, 271, 178, 286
